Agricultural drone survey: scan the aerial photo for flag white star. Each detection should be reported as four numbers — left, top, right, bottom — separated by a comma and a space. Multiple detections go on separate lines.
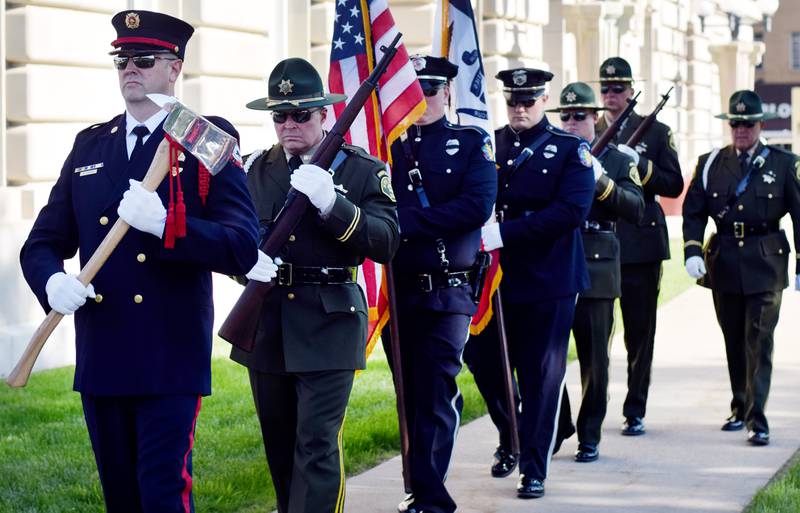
350, 5, 359, 17
342, 22, 353, 34
337, 0, 347, 5
333, 38, 345, 50
334, 12, 340, 22
354, 33, 364, 45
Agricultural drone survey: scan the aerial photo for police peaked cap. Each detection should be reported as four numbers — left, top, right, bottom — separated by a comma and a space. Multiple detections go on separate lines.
110, 10, 194, 59
546, 82, 606, 112
715, 90, 777, 121
411, 55, 459, 85
247, 57, 347, 112
496, 68, 554, 101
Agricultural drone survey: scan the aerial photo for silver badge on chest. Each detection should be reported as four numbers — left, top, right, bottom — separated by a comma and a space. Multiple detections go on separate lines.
445, 138, 460, 156
543, 143, 558, 159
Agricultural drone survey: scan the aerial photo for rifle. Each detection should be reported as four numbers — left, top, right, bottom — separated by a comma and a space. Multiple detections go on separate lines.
625, 87, 673, 149
218, 33, 403, 351
592, 91, 640, 156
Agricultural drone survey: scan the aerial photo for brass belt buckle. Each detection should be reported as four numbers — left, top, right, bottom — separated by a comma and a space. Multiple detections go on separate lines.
277, 262, 293, 286
734, 222, 744, 239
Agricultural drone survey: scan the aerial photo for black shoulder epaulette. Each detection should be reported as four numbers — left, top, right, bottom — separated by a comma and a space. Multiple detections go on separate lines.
444, 120, 490, 140
767, 144, 797, 157
341, 143, 384, 166
546, 124, 584, 142
77, 116, 121, 137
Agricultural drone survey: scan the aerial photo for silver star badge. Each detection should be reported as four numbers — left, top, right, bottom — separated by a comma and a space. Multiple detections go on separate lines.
565, 91, 577, 103
278, 79, 294, 96
605, 65, 616, 76
735, 101, 746, 113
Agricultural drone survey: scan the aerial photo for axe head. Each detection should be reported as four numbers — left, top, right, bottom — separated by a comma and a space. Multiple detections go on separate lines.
147, 94, 237, 176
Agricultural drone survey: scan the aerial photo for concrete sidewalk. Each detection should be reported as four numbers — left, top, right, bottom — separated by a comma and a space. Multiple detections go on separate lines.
345, 286, 800, 513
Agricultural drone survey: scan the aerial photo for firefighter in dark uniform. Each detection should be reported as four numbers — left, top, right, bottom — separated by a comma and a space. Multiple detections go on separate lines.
20, 10, 259, 512
463, 68, 595, 499
595, 57, 684, 435
682, 90, 800, 446
229, 58, 399, 513
549, 82, 645, 462
382, 55, 497, 513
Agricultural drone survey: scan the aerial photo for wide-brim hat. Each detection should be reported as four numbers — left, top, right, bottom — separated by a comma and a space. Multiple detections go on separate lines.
247, 58, 347, 111
598, 57, 637, 83
496, 68, 553, 102
715, 89, 778, 121
546, 82, 606, 112
110, 10, 194, 59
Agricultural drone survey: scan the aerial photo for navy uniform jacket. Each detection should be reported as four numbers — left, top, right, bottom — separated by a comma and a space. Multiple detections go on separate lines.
230, 144, 399, 373
495, 116, 595, 303
389, 117, 497, 315
682, 143, 800, 294
582, 145, 644, 299
20, 114, 259, 396
596, 112, 683, 264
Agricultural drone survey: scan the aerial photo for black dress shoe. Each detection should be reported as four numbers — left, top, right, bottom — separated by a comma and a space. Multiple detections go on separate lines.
554, 422, 576, 454
491, 447, 518, 478
517, 475, 545, 499
397, 493, 414, 512
748, 431, 770, 446
721, 417, 744, 431
574, 443, 599, 462
622, 417, 646, 436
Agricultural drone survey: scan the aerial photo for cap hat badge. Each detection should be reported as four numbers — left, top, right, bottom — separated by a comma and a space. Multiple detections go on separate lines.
278, 79, 294, 96
125, 12, 140, 29
565, 91, 577, 103
412, 56, 426, 71
605, 64, 616, 75
512, 70, 527, 86
735, 101, 746, 112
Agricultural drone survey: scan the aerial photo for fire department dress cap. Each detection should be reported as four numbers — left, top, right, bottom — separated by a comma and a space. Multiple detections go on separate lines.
110, 10, 194, 59
495, 68, 554, 102
246, 57, 347, 112
411, 54, 459, 91
546, 82, 606, 112
714, 90, 778, 121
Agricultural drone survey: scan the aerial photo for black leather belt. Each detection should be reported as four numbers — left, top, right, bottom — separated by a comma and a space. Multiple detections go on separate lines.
417, 270, 473, 293
277, 263, 357, 286
582, 220, 616, 233
716, 221, 780, 239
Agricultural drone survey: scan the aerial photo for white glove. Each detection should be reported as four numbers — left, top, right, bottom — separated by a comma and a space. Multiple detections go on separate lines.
685, 256, 707, 279
117, 179, 167, 238
291, 164, 336, 216
45, 272, 95, 315
591, 156, 606, 181
617, 144, 640, 166
246, 250, 278, 283
481, 223, 504, 251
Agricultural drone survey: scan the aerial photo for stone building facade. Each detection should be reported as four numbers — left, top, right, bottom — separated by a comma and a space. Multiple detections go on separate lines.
0, 0, 779, 375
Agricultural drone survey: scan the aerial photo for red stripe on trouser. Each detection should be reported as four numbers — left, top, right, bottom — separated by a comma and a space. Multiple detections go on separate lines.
181, 396, 202, 513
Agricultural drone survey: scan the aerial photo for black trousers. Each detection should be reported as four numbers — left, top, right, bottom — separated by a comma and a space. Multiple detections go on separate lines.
620, 261, 662, 419
464, 296, 575, 481
711, 289, 782, 433
249, 369, 354, 513
560, 297, 615, 446
81, 394, 202, 513
383, 308, 471, 513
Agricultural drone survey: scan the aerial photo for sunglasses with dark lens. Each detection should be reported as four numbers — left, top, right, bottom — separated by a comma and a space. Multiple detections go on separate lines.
600, 84, 628, 94
113, 55, 177, 70
506, 99, 538, 108
729, 120, 756, 129
560, 111, 589, 122
272, 109, 319, 124
422, 86, 445, 97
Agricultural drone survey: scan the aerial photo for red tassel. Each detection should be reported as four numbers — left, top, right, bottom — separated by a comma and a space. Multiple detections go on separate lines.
198, 164, 210, 206
175, 191, 186, 237
164, 202, 176, 248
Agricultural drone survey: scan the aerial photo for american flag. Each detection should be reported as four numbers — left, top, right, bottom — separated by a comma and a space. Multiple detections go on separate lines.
328, 0, 426, 355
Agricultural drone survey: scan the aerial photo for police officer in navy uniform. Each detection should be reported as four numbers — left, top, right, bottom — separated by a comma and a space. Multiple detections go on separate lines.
20, 10, 259, 512
682, 90, 800, 446
382, 55, 496, 513
549, 82, 644, 462
464, 68, 595, 499
595, 57, 684, 436
229, 57, 399, 513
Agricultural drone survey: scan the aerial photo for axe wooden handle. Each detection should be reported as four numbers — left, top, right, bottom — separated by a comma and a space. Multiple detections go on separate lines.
6, 139, 172, 388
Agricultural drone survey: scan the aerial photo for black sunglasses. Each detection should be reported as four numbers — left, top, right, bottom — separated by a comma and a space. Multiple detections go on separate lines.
506, 99, 538, 108
272, 109, 320, 124
729, 119, 756, 129
560, 111, 589, 122
113, 55, 177, 70
600, 84, 628, 94
422, 85, 446, 97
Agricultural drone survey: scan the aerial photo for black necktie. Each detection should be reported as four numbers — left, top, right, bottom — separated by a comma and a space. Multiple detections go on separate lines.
130, 125, 150, 161
288, 155, 303, 171
738, 152, 749, 173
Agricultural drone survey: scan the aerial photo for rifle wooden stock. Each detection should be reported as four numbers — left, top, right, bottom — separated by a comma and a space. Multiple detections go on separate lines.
591, 91, 641, 156
7, 139, 172, 388
218, 32, 404, 351
625, 87, 673, 149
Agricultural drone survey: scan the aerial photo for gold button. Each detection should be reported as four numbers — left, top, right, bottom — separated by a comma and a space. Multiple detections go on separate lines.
137, 253, 146, 263
738, 241, 744, 248
350, 306, 356, 312
94, 294, 103, 303
738, 204, 744, 211
289, 235, 296, 242
287, 293, 295, 300
99, 216, 109, 225
768, 193, 773, 199
134, 294, 143, 304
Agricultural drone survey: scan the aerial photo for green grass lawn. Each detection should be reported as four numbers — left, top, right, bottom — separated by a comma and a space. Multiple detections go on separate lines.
0, 240, 695, 512
745, 451, 800, 513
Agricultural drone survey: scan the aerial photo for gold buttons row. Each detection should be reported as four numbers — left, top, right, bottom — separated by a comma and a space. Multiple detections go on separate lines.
93, 294, 144, 303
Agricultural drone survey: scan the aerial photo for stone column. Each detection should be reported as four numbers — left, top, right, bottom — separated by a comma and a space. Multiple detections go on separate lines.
709, 40, 765, 116
793, 87, 800, 155
563, 0, 625, 90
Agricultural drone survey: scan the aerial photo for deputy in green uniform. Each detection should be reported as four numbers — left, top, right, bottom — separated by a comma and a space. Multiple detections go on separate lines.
682, 90, 800, 446
596, 57, 684, 436
549, 82, 644, 462
230, 58, 399, 513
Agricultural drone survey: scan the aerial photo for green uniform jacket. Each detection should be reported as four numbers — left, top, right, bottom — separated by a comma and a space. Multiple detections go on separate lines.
682, 143, 800, 295
597, 112, 683, 264
230, 144, 399, 373
581, 145, 645, 299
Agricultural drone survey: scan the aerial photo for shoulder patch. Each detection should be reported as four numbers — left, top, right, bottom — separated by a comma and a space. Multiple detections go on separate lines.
578, 142, 593, 168
380, 173, 396, 202
794, 159, 800, 183
481, 137, 495, 162
668, 130, 677, 151
629, 162, 642, 187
